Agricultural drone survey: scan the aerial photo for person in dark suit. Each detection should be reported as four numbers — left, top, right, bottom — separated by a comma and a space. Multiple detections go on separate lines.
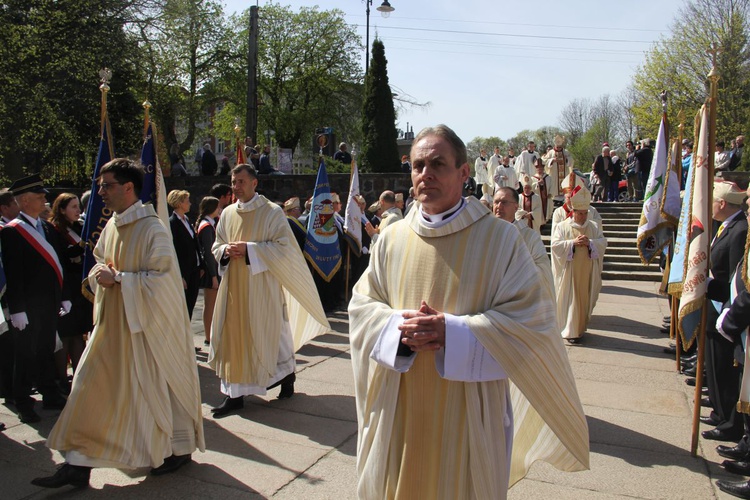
0, 174, 70, 423
702, 181, 748, 443
592, 146, 612, 202
168, 190, 203, 320
201, 143, 218, 176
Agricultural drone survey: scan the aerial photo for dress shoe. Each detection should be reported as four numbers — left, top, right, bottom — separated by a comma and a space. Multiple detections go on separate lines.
150, 454, 192, 476
212, 396, 243, 418
660, 327, 670, 334
203, 340, 210, 346
681, 360, 696, 372
724, 460, 750, 476
701, 415, 722, 426
566, 338, 581, 344
663, 345, 677, 355
0, 422, 5, 431
686, 377, 706, 387
267, 373, 296, 399
18, 407, 41, 423
718, 444, 750, 461
717, 478, 750, 499
31, 463, 90, 488
703, 387, 709, 395
663, 315, 671, 322
701, 397, 712, 408
194, 346, 201, 353
703, 428, 743, 442
681, 353, 698, 363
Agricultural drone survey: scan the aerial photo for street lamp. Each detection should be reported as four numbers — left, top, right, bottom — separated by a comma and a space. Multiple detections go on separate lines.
365, 1, 395, 75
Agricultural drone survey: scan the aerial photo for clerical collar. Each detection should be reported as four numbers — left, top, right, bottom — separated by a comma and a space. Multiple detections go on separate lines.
237, 193, 259, 210
114, 200, 142, 219
419, 198, 465, 226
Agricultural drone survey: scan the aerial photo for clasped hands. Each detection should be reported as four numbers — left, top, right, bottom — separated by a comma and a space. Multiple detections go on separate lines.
225, 242, 248, 259
573, 234, 590, 247
398, 300, 446, 352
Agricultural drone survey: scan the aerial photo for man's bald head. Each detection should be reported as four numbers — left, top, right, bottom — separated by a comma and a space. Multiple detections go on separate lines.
380, 190, 395, 209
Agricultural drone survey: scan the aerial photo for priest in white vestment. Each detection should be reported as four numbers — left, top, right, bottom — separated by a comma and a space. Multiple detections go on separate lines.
493, 187, 555, 301
532, 161, 553, 222
515, 175, 544, 234
209, 163, 329, 418
349, 125, 588, 499
551, 185, 607, 343
473, 148, 489, 196
546, 135, 574, 201
493, 155, 519, 193
514, 141, 540, 180
37, 159, 205, 488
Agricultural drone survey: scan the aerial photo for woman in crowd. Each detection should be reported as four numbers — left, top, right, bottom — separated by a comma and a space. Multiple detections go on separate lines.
195, 196, 220, 346
167, 190, 203, 320
49, 193, 92, 392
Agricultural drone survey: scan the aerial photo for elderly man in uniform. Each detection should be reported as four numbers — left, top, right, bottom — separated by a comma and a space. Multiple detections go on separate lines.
551, 185, 607, 344
1, 175, 69, 424
349, 124, 588, 499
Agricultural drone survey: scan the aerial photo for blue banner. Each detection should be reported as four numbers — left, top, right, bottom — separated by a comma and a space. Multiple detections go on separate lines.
140, 122, 158, 206
81, 117, 115, 290
667, 156, 695, 294
303, 161, 341, 282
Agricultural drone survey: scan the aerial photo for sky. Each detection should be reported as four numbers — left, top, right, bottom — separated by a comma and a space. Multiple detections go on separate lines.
224, 0, 685, 144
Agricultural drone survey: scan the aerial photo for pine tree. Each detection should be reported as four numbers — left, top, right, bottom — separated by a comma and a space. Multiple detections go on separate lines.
361, 38, 399, 172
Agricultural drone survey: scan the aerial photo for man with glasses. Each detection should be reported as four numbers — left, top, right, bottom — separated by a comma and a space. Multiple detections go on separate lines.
35, 159, 205, 488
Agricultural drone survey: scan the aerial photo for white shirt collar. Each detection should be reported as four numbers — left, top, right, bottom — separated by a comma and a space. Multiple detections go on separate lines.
237, 193, 259, 210
419, 198, 465, 227
20, 211, 39, 225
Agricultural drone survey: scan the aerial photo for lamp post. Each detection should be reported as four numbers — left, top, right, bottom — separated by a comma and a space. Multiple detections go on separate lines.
365, 1, 395, 76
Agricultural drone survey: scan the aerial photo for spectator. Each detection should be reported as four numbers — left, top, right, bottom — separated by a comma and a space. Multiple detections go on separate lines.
682, 142, 693, 190
715, 141, 731, 172
167, 190, 203, 319
592, 146, 612, 202
400, 155, 411, 173
219, 156, 231, 176
624, 141, 638, 201
195, 196, 220, 347
728, 135, 744, 171
333, 142, 352, 165
635, 139, 653, 201
201, 143, 218, 176
608, 150, 622, 202
259, 145, 283, 175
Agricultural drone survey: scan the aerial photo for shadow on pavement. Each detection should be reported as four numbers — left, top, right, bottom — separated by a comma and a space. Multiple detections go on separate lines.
601, 284, 659, 299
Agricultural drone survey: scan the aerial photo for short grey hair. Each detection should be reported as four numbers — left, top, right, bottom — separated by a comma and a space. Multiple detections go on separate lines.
412, 124, 467, 168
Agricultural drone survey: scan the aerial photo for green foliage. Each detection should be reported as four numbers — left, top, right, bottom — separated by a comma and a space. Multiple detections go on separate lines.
361, 39, 400, 173
0, 0, 142, 184
465, 137, 507, 162
630, 0, 750, 145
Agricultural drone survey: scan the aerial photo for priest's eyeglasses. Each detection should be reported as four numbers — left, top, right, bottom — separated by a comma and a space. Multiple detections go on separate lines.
97, 182, 122, 191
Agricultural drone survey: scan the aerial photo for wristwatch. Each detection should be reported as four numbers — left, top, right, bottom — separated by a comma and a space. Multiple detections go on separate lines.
114, 271, 123, 284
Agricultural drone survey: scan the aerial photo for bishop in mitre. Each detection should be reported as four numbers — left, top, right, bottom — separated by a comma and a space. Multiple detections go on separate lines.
551, 183, 607, 343
546, 134, 574, 201
551, 172, 603, 233
349, 124, 588, 499
36, 159, 204, 489
209, 163, 329, 418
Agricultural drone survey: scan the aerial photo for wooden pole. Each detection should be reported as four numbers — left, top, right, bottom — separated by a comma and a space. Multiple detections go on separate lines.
673, 296, 681, 372
344, 246, 351, 303
690, 43, 720, 457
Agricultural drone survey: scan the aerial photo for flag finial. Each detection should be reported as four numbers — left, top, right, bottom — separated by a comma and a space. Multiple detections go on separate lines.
707, 42, 722, 81
660, 90, 668, 114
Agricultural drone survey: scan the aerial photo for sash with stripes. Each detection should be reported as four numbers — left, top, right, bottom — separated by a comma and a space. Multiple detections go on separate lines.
6, 219, 63, 287
197, 218, 214, 235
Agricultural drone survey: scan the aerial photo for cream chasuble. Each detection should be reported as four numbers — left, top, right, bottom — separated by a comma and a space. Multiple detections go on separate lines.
551, 218, 607, 339
349, 197, 589, 500
515, 192, 544, 233
513, 220, 556, 301
47, 202, 205, 468
209, 196, 329, 390
735, 225, 750, 413
551, 205, 603, 234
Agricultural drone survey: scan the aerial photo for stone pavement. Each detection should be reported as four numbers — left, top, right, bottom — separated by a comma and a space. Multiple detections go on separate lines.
0, 281, 743, 499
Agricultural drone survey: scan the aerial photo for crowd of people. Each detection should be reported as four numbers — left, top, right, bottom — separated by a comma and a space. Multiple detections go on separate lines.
6, 122, 748, 498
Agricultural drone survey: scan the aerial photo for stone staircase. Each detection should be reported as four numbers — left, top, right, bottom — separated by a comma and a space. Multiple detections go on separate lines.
541, 202, 664, 282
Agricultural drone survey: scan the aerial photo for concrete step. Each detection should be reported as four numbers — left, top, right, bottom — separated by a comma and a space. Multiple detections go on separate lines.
604, 261, 661, 272
604, 254, 654, 264
602, 270, 662, 281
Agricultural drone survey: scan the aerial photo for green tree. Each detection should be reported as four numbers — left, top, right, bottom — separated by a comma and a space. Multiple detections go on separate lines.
214, 4, 363, 155
0, 0, 142, 183
630, 0, 750, 146
361, 38, 399, 173
465, 136, 507, 163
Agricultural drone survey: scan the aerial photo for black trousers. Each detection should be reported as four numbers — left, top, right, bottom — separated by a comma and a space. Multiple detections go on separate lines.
0, 328, 14, 398
11, 304, 59, 409
184, 267, 201, 320
706, 324, 741, 428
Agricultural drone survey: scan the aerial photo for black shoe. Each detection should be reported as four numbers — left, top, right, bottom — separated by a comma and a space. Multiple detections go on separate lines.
194, 346, 201, 353
278, 373, 295, 400
31, 463, 90, 488
681, 353, 698, 363
18, 407, 41, 423
150, 454, 192, 476
718, 444, 750, 461
703, 428, 743, 442
703, 387, 709, 395
663, 345, 677, 355
660, 327, 670, 334
566, 338, 581, 344
204, 340, 210, 346
42, 395, 67, 410
0, 422, 5, 431
663, 315, 671, 322
212, 396, 243, 418
686, 377, 706, 387
701, 397, 712, 408
681, 361, 696, 372
717, 479, 750, 499
701, 415, 722, 426
724, 460, 750, 476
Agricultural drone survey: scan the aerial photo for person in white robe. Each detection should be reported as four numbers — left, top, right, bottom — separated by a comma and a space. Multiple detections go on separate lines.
532, 160, 553, 222
208, 164, 330, 418
551, 172, 603, 233
349, 125, 588, 499
473, 149, 489, 196
483, 146, 503, 200
546, 135, 574, 201
514, 141, 540, 180
493, 155, 519, 193
36, 158, 205, 489
493, 187, 555, 301
551, 185, 607, 343
515, 175, 544, 233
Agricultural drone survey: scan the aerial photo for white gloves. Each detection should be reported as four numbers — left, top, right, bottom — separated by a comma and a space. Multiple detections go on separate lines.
59, 300, 72, 317
10, 312, 28, 331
